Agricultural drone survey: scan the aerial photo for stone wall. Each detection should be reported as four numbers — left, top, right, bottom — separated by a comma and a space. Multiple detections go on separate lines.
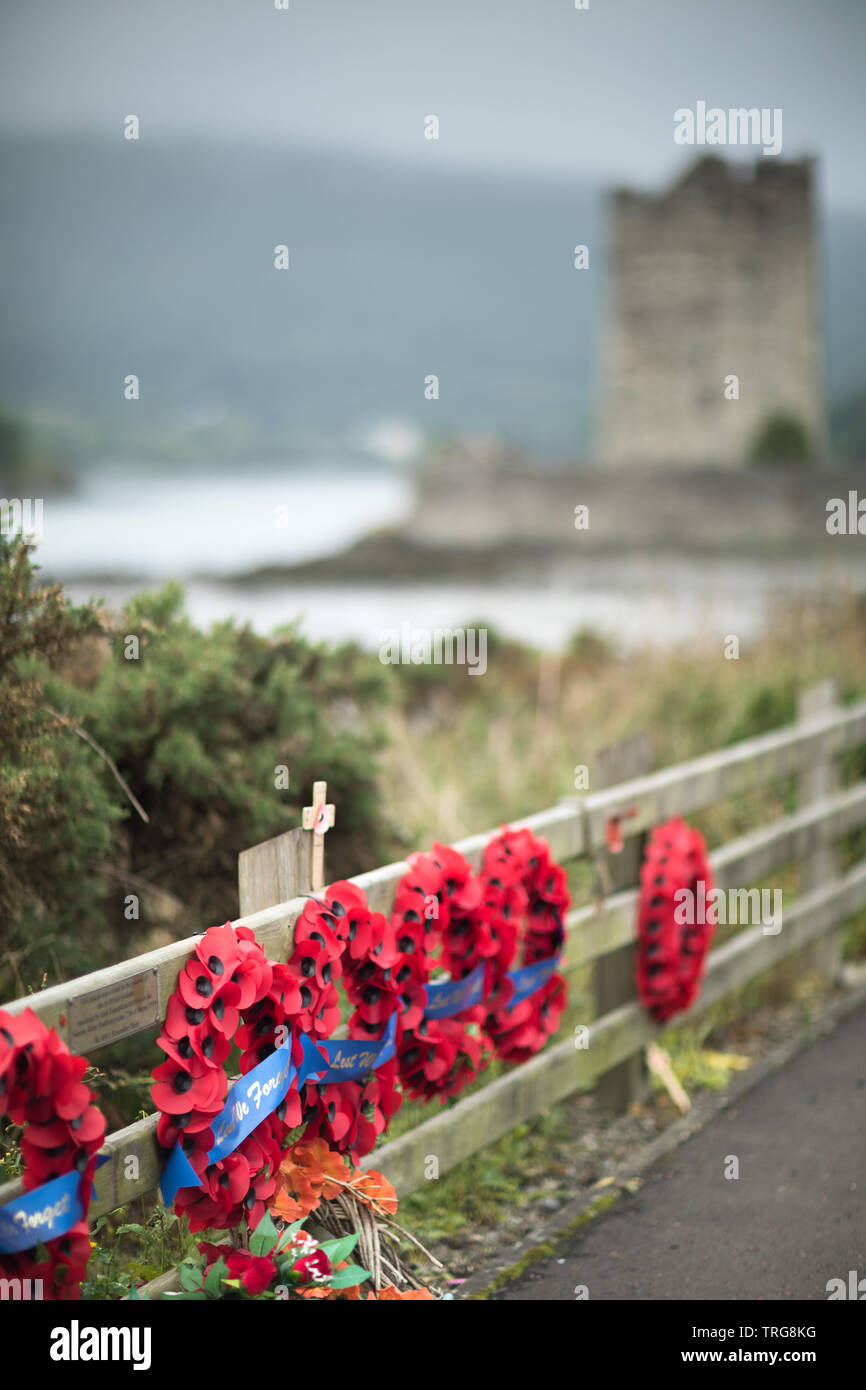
407, 454, 857, 556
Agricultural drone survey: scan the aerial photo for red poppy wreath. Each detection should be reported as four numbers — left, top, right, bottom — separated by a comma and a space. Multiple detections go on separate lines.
152, 922, 312, 1233
480, 827, 571, 1063
635, 818, 714, 1022
392, 843, 496, 1104
0, 1007, 106, 1299
292, 881, 403, 1156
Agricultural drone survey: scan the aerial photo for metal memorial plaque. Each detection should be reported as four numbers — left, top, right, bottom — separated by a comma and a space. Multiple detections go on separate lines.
67, 968, 160, 1052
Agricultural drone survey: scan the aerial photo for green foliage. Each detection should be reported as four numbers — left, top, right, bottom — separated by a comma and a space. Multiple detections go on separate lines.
161, 1214, 369, 1300
722, 681, 796, 747
0, 536, 119, 988
749, 411, 813, 465
80, 1207, 194, 1299
86, 583, 393, 930
0, 539, 395, 998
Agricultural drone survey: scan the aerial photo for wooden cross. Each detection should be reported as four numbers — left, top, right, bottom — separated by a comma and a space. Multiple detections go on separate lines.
302, 780, 336, 892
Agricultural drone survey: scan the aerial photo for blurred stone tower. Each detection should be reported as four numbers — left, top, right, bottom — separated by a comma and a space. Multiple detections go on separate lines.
600, 156, 823, 466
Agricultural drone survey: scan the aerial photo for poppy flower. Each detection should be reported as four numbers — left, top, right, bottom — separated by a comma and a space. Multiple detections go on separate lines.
233, 939, 275, 1009
394, 850, 447, 928
315, 985, 343, 1039
269, 961, 304, 1017
322, 882, 382, 962
222, 1248, 278, 1294
202, 1152, 252, 1205
341, 906, 377, 963
430, 843, 485, 916
176, 959, 226, 1011
294, 910, 345, 968
156, 1108, 216, 1148
175, 1188, 239, 1234
234, 1000, 284, 1067
151, 1057, 226, 1115
162, 1124, 213, 1178
345, 968, 400, 1027
300, 1079, 358, 1148
347, 1061, 402, 1154
193, 923, 241, 979
488, 973, 566, 1063
289, 933, 342, 993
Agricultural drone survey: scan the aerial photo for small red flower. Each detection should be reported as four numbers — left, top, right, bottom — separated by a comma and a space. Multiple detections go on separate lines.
225, 1248, 278, 1296
292, 1247, 332, 1283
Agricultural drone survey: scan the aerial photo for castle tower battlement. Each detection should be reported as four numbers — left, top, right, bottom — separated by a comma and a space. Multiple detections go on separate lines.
600, 155, 823, 466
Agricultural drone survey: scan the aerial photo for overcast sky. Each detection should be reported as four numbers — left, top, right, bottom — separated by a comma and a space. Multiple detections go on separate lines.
2, 0, 865, 208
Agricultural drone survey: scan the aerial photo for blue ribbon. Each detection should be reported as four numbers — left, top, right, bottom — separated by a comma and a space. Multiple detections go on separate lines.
313, 1011, 398, 1084
424, 962, 486, 1019
0, 1155, 108, 1256
160, 1032, 325, 1205
503, 954, 561, 1008
421, 954, 561, 1019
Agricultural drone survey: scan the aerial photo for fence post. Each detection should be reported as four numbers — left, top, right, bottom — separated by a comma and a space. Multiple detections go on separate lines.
237, 827, 312, 918
592, 731, 652, 1111
797, 679, 841, 982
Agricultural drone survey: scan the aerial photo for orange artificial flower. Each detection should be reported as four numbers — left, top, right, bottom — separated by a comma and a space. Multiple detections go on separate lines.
344, 1167, 399, 1215
343, 1283, 435, 1300
376, 1285, 435, 1300
271, 1137, 350, 1223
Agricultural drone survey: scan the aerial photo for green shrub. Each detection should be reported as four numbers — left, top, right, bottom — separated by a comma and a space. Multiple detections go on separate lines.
0, 539, 395, 997
749, 411, 813, 465
0, 536, 119, 992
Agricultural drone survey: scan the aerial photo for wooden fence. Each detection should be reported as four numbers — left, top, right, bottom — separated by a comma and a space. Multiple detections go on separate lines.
3, 684, 866, 1234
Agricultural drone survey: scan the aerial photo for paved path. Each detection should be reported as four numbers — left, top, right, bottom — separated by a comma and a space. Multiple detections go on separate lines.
492, 1006, 866, 1300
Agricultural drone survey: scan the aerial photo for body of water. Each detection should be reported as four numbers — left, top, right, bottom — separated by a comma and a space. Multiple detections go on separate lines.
37, 463, 412, 578
39, 465, 866, 655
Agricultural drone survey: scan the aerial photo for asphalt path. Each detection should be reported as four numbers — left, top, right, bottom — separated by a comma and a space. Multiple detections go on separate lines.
492, 1005, 866, 1300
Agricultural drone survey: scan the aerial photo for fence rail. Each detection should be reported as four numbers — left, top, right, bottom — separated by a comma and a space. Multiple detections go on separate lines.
3, 695, 866, 1223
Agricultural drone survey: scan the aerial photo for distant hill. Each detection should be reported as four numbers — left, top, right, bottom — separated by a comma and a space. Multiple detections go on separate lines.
0, 137, 863, 465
